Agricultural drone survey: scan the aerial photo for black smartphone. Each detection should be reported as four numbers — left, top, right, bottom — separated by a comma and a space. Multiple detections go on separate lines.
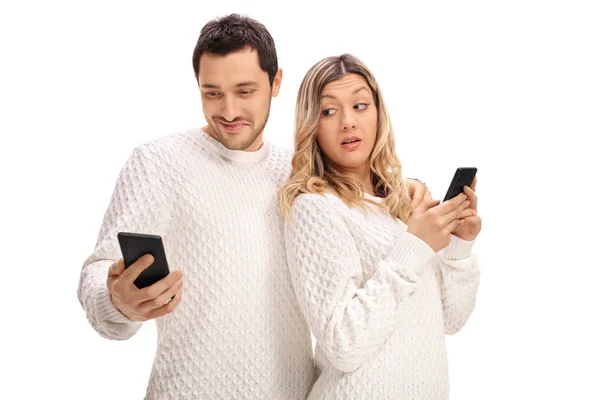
117, 232, 170, 289
443, 167, 477, 202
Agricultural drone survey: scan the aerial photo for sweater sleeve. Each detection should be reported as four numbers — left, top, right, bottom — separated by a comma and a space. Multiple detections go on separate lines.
434, 234, 480, 335
77, 145, 169, 340
284, 194, 435, 372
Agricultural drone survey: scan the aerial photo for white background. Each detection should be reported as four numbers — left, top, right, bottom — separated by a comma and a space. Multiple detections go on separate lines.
1, 1, 599, 399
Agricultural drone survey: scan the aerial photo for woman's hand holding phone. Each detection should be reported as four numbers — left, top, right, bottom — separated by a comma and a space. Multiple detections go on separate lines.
450, 176, 481, 241
407, 193, 472, 252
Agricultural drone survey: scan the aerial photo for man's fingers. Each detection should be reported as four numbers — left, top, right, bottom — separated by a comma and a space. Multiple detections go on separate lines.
425, 188, 432, 201
410, 183, 425, 206
412, 186, 433, 208
409, 188, 420, 208
122, 254, 155, 285
139, 278, 184, 313
470, 176, 477, 192
108, 259, 125, 277
145, 287, 183, 320
407, 180, 416, 197
134, 270, 183, 304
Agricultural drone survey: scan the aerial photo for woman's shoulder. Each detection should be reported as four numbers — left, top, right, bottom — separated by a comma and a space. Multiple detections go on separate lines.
285, 192, 353, 236
286, 192, 352, 226
292, 191, 347, 212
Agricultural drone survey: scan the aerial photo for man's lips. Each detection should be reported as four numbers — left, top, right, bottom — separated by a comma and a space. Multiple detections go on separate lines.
219, 121, 248, 132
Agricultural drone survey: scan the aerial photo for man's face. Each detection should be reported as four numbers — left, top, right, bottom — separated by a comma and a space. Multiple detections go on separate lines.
198, 47, 282, 151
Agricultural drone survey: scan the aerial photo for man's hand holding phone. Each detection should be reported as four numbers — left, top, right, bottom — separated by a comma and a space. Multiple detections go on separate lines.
107, 255, 183, 321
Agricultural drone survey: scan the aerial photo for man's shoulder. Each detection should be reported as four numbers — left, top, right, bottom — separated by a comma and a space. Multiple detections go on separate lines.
133, 128, 202, 157
267, 142, 293, 162
263, 142, 292, 185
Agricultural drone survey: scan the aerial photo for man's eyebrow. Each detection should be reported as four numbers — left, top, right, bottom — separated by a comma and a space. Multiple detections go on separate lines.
235, 81, 259, 87
200, 81, 259, 89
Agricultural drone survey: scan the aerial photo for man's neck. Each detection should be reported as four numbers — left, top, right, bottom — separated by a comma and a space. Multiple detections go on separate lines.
202, 124, 264, 152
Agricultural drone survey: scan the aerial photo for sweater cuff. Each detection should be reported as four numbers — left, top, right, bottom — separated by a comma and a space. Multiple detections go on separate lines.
387, 232, 436, 275
95, 284, 134, 325
441, 235, 476, 260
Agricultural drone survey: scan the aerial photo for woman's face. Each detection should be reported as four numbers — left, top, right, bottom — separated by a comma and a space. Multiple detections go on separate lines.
316, 73, 378, 173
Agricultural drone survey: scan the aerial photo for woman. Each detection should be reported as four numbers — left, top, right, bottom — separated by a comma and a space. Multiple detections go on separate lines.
279, 54, 481, 399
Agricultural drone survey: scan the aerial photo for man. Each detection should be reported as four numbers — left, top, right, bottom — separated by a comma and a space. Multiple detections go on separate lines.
77, 13, 430, 399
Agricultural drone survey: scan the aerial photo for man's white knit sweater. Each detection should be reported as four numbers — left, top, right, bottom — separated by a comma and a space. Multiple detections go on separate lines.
77, 128, 316, 399
284, 192, 480, 400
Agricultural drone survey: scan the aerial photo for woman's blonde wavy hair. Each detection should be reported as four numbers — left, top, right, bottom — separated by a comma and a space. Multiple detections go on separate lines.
279, 53, 413, 223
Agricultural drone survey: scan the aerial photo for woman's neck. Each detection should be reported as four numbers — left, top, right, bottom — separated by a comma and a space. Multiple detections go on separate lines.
330, 162, 374, 196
